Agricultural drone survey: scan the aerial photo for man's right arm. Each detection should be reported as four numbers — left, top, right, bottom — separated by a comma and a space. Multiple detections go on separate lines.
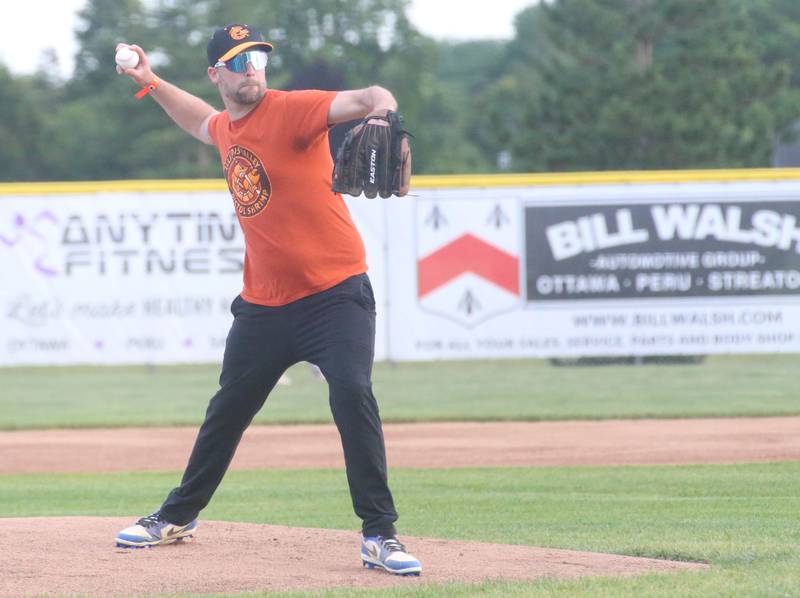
116, 44, 217, 145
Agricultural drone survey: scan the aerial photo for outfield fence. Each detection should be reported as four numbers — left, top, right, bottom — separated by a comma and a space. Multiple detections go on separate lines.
3, 169, 800, 365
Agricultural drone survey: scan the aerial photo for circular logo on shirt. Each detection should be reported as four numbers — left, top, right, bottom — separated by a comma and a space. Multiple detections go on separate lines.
223, 145, 271, 218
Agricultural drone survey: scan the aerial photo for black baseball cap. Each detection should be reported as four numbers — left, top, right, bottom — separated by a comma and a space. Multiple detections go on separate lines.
207, 24, 273, 66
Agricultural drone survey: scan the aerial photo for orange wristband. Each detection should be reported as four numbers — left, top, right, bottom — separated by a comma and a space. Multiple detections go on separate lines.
135, 77, 160, 100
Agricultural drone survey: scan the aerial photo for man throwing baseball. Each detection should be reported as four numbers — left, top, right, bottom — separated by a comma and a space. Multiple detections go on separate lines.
113, 23, 421, 577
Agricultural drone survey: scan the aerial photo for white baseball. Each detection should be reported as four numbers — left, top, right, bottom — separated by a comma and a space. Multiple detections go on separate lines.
115, 47, 139, 69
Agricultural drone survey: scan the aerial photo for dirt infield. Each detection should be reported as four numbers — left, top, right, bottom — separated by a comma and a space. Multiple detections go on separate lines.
1, 417, 799, 474
0, 518, 707, 598
5, 417, 796, 597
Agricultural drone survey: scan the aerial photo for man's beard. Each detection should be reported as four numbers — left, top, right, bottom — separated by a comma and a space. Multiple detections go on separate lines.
232, 81, 265, 105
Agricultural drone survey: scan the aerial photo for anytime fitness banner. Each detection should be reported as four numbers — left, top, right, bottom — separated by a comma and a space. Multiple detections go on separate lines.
0, 192, 386, 365
4, 179, 800, 364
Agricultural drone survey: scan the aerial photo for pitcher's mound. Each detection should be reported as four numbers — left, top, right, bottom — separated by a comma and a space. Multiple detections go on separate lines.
0, 517, 707, 597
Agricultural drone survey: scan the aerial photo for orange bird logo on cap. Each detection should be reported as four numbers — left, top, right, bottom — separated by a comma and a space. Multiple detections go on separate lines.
229, 26, 250, 40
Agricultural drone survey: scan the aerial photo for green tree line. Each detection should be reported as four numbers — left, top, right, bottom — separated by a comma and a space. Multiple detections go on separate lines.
3, 0, 800, 182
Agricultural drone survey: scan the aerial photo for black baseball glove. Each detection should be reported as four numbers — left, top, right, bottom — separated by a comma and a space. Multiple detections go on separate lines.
332, 110, 412, 198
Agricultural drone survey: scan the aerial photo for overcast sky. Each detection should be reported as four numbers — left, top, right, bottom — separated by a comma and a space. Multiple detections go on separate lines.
0, 0, 535, 78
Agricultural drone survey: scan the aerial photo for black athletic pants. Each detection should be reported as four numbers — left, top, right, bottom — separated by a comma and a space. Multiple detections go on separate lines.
159, 273, 398, 537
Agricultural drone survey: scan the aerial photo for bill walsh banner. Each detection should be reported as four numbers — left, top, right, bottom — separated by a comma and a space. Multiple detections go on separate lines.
3, 173, 800, 364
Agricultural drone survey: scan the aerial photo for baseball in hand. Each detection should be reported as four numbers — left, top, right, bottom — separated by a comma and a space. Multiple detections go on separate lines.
115, 47, 139, 69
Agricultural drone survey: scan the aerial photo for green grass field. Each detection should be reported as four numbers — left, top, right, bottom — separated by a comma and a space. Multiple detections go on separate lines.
2, 463, 799, 596
2, 354, 800, 429
2, 355, 800, 596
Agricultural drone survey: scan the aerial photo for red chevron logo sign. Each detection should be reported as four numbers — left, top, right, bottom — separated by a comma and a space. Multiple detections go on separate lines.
418, 234, 519, 298
416, 199, 521, 327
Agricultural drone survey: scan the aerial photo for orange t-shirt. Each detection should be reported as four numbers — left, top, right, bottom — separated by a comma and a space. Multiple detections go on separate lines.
207, 89, 367, 306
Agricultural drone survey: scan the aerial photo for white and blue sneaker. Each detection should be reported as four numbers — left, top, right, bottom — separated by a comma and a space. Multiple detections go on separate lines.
361, 535, 422, 576
116, 511, 197, 548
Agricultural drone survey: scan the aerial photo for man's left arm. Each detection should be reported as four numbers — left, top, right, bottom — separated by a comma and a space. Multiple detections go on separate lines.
328, 86, 411, 198
327, 86, 398, 126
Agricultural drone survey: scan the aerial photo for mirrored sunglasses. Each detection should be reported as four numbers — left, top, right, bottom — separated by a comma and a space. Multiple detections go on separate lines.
215, 50, 269, 73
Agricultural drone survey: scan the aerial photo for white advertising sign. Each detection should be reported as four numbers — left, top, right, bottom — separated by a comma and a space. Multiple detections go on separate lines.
0, 192, 386, 365
415, 196, 521, 327
4, 179, 800, 364
0, 193, 244, 365
387, 181, 800, 360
